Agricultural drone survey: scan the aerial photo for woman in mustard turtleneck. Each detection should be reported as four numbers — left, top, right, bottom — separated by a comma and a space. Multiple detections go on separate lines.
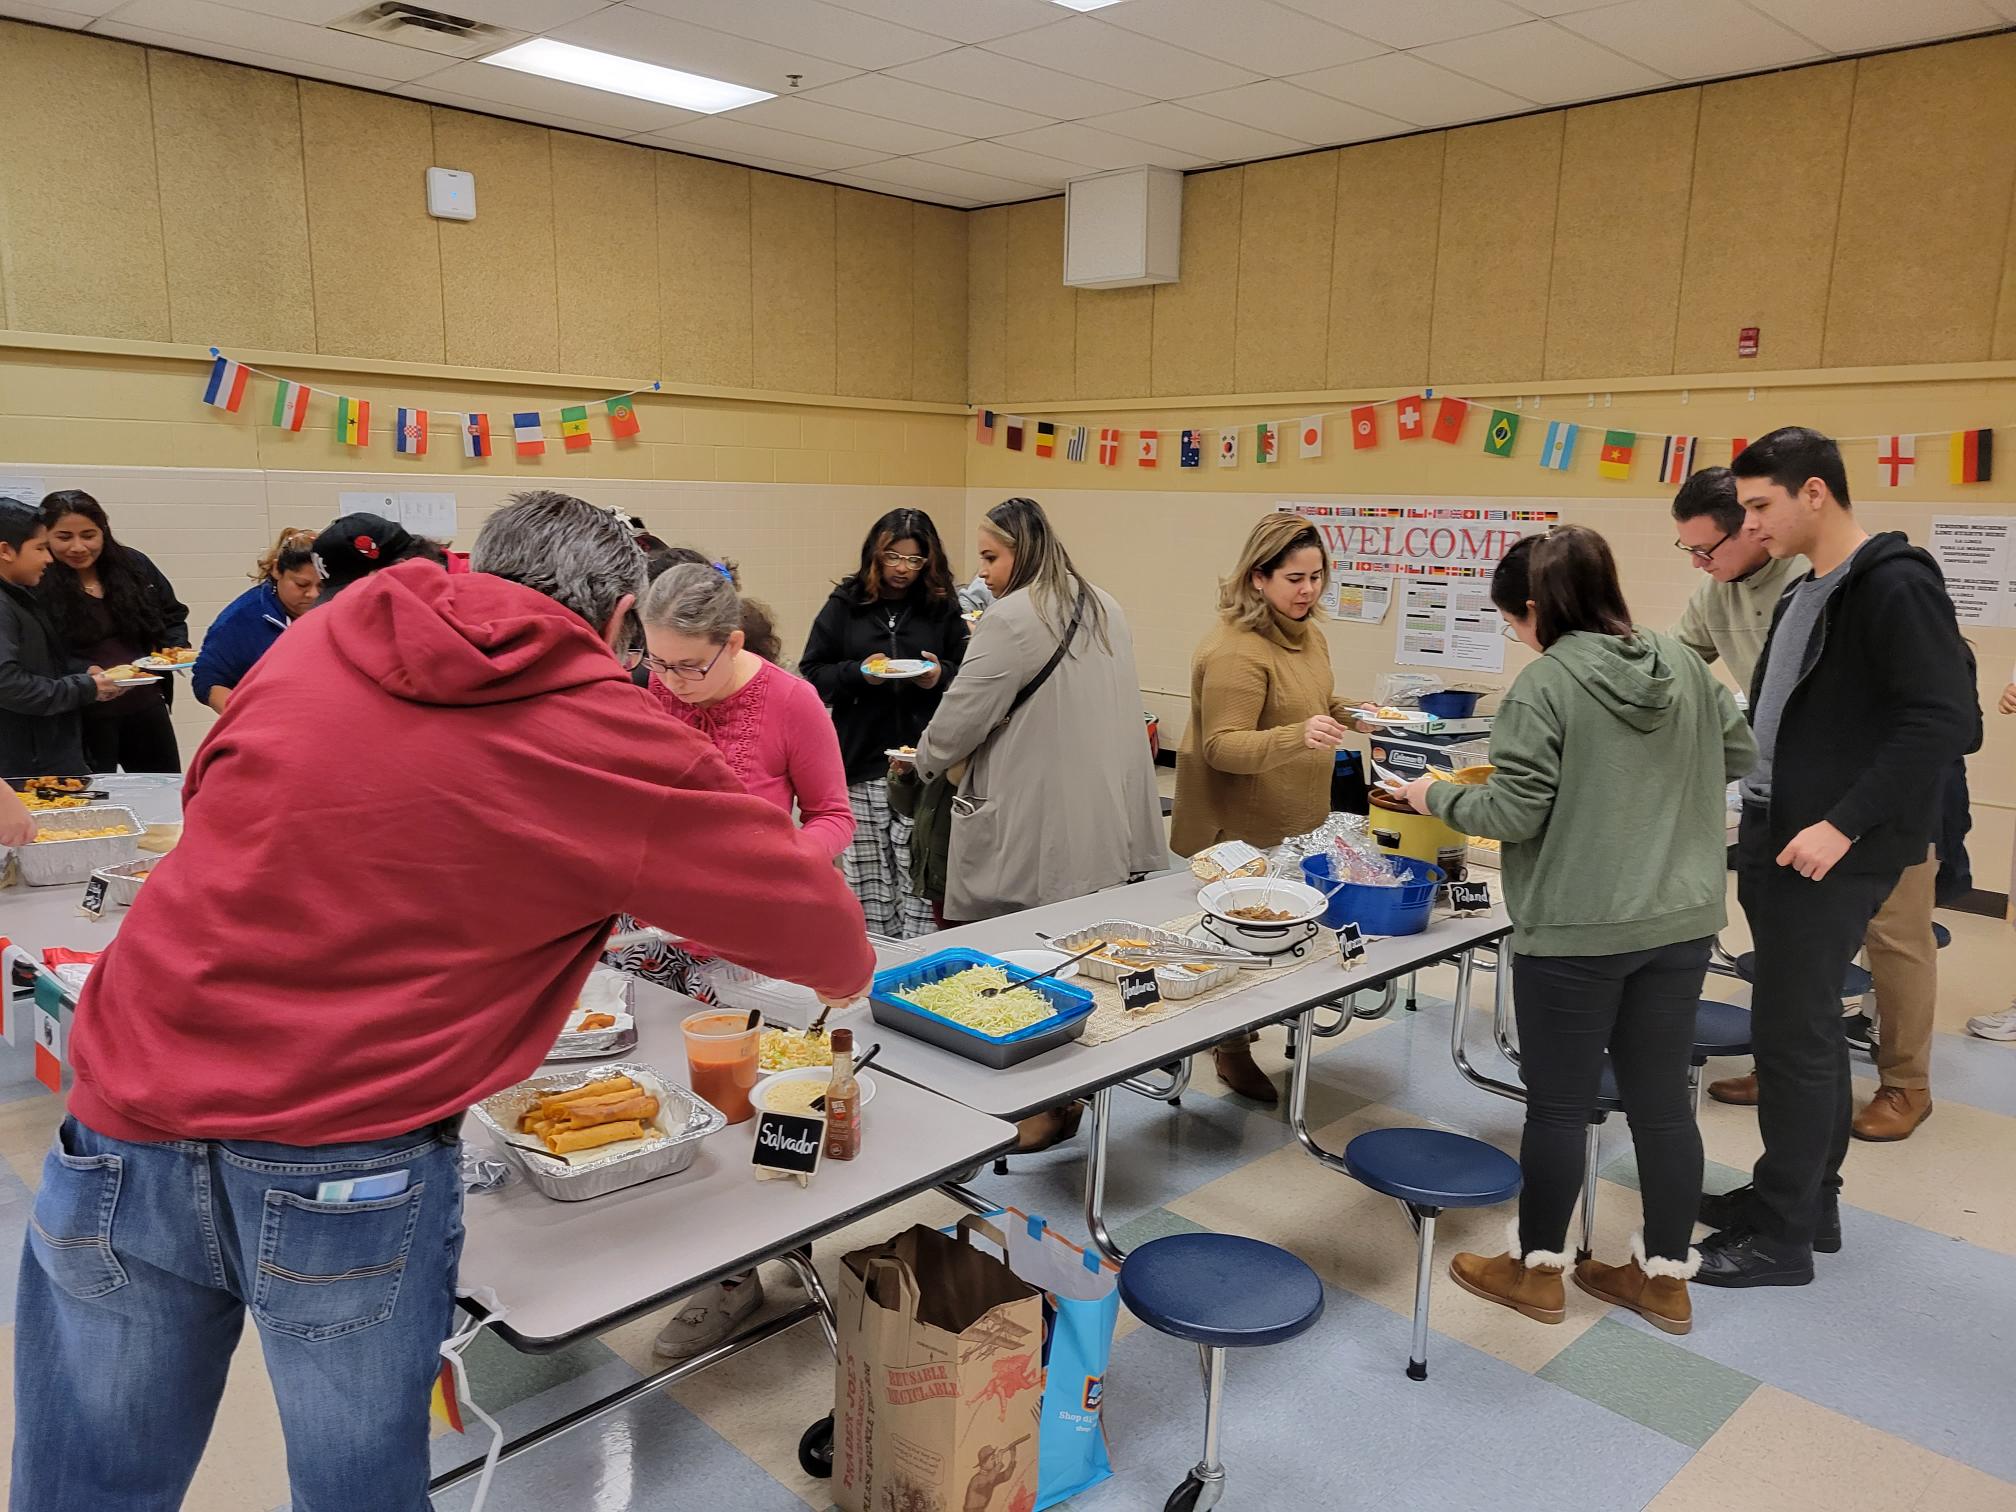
1172, 512, 1361, 1102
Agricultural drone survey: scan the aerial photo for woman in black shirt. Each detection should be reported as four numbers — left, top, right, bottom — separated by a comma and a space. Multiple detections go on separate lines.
801, 509, 968, 937
38, 491, 189, 773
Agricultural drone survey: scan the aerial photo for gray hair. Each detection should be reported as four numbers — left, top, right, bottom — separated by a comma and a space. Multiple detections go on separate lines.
640, 561, 741, 644
470, 491, 645, 628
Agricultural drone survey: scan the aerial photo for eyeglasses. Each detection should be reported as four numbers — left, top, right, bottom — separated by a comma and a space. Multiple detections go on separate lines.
880, 551, 927, 570
1675, 529, 1736, 564
643, 641, 729, 682
1499, 619, 1523, 641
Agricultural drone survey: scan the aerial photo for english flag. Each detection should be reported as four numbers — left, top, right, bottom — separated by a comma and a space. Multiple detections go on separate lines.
1658, 435, 1696, 486
1138, 431, 1159, 467
1877, 435, 1915, 487
1350, 404, 1377, 450
1299, 416, 1323, 459
1396, 395, 1425, 440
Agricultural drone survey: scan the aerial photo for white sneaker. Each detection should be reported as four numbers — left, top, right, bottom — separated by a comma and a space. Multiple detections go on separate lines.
1965, 1004, 2016, 1041
653, 1272, 763, 1359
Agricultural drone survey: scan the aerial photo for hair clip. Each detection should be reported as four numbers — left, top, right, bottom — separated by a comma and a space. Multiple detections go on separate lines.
711, 562, 732, 581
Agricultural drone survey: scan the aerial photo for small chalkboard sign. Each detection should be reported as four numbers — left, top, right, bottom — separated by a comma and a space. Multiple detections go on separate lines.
1334, 922, 1366, 963
80, 875, 109, 919
752, 1110, 824, 1185
1449, 880, 1493, 914
1118, 968, 1162, 1012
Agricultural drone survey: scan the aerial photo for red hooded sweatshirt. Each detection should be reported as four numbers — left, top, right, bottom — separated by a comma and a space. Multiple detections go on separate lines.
67, 562, 875, 1146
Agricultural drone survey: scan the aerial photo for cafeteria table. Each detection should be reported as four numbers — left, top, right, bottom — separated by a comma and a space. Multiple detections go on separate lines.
869, 869, 1513, 1263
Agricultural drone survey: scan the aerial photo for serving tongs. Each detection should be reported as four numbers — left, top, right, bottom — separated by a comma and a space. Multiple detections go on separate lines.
1105, 941, 1267, 968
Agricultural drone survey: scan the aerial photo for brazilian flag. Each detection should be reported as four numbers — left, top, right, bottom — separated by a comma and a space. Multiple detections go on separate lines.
1484, 409, 1520, 458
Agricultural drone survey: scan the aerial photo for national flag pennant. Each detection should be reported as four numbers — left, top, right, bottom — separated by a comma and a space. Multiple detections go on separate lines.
560, 405, 592, 452
1657, 435, 1696, 486
1350, 404, 1378, 451
1097, 427, 1120, 466
335, 396, 370, 448
202, 355, 249, 412
1255, 421, 1279, 464
1065, 425, 1088, 462
394, 407, 428, 456
1950, 428, 1993, 484
1137, 431, 1159, 468
1217, 429, 1239, 468
976, 410, 997, 444
1484, 409, 1519, 458
1298, 416, 1323, 459
1005, 416, 1025, 452
1396, 394, 1426, 440
1035, 421, 1056, 458
513, 412, 545, 457
1540, 420, 1578, 472
1179, 429, 1202, 468
1598, 430, 1636, 481
270, 380, 310, 433
462, 412, 493, 459
1432, 397, 1468, 445
1876, 434, 1914, 487
1730, 437, 1749, 464
430, 1359, 466, 1435
606, 395, 642, 440
32, 986, 63, 1094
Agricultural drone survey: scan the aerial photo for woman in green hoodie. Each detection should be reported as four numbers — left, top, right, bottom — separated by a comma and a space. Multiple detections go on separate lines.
1395, 525, 1755, 1337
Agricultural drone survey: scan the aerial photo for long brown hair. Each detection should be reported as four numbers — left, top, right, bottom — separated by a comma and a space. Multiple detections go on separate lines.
1490, 525, 1633, 648
1219, 514, 1326, 633
981, 497, 1110, 651
852, 508, 954, 606
254, 526, 317, 581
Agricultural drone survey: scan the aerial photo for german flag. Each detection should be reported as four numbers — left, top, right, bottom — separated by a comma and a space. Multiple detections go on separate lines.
1949, 429, 1993, 484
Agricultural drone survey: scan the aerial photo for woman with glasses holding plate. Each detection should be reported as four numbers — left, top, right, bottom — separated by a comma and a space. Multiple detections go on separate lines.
801, 509, 969, 938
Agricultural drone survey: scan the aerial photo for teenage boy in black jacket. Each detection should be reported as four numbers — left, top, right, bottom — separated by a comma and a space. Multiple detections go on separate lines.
0, 497, 123, 778
1696, 429, 1980, 1288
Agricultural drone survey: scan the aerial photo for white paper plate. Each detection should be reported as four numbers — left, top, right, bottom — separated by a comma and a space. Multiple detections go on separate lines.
884, 747, 918, 761
995, 948, 1081, 982
132, 656, 196, 674
753, 1066, 879, 1115
109, 676, 160, 688
1357, 711, 1437, 730
864, 659, 929, 679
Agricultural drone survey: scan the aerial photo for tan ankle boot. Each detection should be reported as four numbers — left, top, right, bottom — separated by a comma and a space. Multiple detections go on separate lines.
1448, 1219, 1566, 1324
1211, 1035, 1279, 1106
1574, 1232, 1697, 1335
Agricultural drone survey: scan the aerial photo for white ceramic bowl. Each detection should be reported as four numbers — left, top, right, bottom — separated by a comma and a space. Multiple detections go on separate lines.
752, 1066, 879, 1116
1196, 877, 1328, 955
995, 948, 1081, 982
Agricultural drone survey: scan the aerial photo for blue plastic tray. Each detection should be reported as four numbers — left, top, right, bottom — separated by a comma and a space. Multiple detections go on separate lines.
870, 948, 1095, 1069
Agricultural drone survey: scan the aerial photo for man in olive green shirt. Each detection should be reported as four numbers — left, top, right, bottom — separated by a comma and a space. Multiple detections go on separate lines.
1671, 468, 1938, 1142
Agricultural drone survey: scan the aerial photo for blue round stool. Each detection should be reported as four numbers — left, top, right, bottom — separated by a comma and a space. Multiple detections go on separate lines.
1734, 950, 1873, 999
1119, 1233, 1324, 1511
1933, 921, 1952, 950
1342, 1128, 1521, 1381
1690, 999, 1754, 1111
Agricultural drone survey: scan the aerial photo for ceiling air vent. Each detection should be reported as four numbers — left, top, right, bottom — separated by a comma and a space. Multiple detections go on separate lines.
329, 3, 525, 59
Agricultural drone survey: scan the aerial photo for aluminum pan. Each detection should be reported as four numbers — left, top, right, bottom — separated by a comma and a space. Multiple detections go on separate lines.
469, 1060, 725, 1202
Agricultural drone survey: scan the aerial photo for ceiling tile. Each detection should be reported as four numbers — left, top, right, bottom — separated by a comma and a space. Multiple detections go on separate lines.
1080, 100, 1309, 162
801, 72, 1054, 135
552, 5, 862, 94
1744, 0, 2004, 51
92, 0, 446, 79
984, 16, 1262, 97
887, 44, 1153, 119
1505, 1, 1630, 13
415, 57, 701, 133
1101, 0, 1386, 76
87, 16, 386, 87
0, 0, 102, 22
729, 94, 967, 155
624, 0, 955, 70
665, 147, 836, 180
1181, 79, 1405, 146
1277, 0, 1530, 49
916, 139, 1093, 187
1414, 18, 1669, 103
821, 169, 981, 208
393, 80, 636, 141
820, 0, 1063, 46
1559, 0, 1824, 79
210, 0, 609, 28
1290, 49, 1534, 125
829, 155, 1049, 204
647, 114, 888, 171
992, 121, 1210, 170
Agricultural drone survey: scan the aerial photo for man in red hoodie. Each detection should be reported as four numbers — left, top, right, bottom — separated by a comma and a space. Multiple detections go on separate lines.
16, 491, 876, 1511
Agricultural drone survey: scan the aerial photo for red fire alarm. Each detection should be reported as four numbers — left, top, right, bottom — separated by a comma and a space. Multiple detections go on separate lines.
1738, 327, 1760, 358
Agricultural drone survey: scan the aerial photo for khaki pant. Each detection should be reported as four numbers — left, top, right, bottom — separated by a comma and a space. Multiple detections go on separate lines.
1863, 852, 1939, 1091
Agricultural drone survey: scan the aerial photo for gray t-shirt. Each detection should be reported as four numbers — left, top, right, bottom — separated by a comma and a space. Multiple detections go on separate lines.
1742, 546, 1860, 804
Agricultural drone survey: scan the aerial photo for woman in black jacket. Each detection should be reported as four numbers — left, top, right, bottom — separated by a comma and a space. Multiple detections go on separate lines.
0, 496, 120, 778
38, 491, 190, 773
801, 509, 968, 937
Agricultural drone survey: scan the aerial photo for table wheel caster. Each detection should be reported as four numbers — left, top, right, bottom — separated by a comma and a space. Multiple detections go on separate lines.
1164, 1470, 1223, 1511
798, 1414, 834, 1478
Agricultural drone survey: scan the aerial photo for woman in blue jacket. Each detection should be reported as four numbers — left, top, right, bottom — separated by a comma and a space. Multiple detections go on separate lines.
194, 528, 320, 713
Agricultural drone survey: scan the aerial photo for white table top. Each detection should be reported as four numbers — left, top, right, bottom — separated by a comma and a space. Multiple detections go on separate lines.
867, 870, 1511, 1120
459, 980, 1018, 1349
0, 775, 183, 956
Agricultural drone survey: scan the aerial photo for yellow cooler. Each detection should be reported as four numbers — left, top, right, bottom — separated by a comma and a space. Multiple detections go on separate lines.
1366, 790, 1472, 882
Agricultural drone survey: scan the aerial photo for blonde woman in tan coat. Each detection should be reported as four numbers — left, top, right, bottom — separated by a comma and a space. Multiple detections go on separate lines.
1171, 512, 1361, 1102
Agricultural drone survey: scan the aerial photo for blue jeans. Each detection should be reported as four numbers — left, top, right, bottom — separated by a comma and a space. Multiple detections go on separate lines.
13, 1117, 465, 1512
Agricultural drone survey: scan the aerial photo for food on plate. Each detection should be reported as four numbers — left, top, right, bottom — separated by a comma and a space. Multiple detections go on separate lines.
573, 1011, 617, 1032
101, 664, 150, 681
1226, 904, 1299, 922
889, 745, 916, 759
1189, 841, 1270, 883
862, 654, 895, 673
147, 647, 198, 665
517, 1073, 664, 1154
896, 966, 1054, 1035
759, 1027, 834, 1072
761, 1079, 831, 1116
31, 825, 131, 843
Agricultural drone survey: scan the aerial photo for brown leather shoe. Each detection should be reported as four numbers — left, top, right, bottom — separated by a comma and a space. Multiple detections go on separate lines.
1708, 1072, 1759, 1106
1852, 1086, 1932, 1142
1448, 1224, 1566, 1324
1212, 1037, 1279, 1106
1574, 1247, 1694, 1336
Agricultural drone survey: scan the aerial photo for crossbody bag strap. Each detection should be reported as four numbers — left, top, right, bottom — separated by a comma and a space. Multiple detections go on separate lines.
1006, 582, 1090, 720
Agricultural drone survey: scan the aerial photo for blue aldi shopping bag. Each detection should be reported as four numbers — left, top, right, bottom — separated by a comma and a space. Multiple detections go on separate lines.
952, 1207, 1119, 1509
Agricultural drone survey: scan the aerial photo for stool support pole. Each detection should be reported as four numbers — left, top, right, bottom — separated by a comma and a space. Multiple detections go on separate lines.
1085, 1085, 1124, 1264
1198, 1346, 1226, 1486
1406, 1203, 1438, 1381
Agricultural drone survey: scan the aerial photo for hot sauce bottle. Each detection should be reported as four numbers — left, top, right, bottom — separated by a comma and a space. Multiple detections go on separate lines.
823, 1028, 860, 1162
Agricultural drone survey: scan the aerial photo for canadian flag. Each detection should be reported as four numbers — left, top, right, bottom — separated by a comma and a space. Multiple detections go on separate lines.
1299, 416, 1323, 459
1350, 404, 1377, 450
1877, 435, 1915, 487
1138, 431, 1159, 467
1397, 395, 1425, 440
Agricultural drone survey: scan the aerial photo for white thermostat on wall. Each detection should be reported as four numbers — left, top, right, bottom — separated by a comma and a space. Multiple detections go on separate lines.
426, 167, 476, 222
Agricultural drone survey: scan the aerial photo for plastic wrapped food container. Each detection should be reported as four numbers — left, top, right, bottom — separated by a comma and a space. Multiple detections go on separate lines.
88, 857, 157, 908
546, 968, 638, 1060
469, 1061, 725, 1202
870, 948, 1094, 1069
1050, 920, 1242, 998
19, 807, 143, 886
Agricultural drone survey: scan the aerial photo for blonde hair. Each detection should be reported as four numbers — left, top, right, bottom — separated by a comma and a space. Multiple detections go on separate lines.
253, 526, 317, 581
1218, 514, 1327, 633
980, 497, 1111, 652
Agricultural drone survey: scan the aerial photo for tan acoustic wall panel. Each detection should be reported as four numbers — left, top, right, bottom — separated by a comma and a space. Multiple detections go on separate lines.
1328, 133, 1444, 390
1545, 89, 1700, 380
552, 134, 659, 379
432, 110, 560, 375
751, 175, 838, 395
1004, 198, 1075, 401
836, 189, 913, 401
911, 203, 968, 404
1674, 65, 1854, 374
1430, 112, 1564, 386
1824, 35, 2016, 368
1232, 153, 1338, 395
657, 154, 753, 391
967, 207, 1008, 403
299, 84, 444, 364
1995, 231, 2016, 361
1075, 286, 1153, 400
149, 52, 316, 355
1150, 168, 1240, 398
0, 27, 169, 342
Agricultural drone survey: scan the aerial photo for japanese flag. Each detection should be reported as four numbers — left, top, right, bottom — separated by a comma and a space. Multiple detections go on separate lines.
1299, 416, 1323, 459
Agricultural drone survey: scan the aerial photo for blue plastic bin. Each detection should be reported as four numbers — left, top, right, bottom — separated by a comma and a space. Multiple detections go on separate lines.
870, 948, 1096, 1068
1419, 690, 1481, 720
1301, 853, 1445, 937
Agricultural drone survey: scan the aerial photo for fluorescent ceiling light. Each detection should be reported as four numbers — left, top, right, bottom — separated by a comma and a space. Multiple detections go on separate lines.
481, 39, 773, 114
1051, 0, 1126, 10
